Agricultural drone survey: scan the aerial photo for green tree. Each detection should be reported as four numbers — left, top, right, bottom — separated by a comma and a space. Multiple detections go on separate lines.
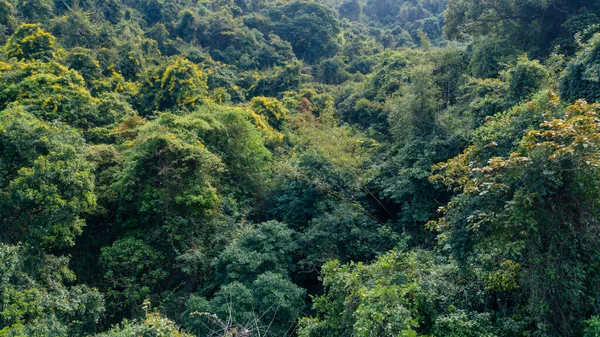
0, 106, 96, 249
51, 9, 98, 48
16, 0, 53, 23
98, 312, 193, 337
0, 244, 104, 336
504, 55, 549, 102
151, 105, 272, 200
184, 273, 305, 337
113, 116, 223, 247
99, 237, 168, 318
339, 0, 361, 21
584, 316, 600, 337
65, 47, 101, 84
247, 61, 302, 98
175, 9, 198, 43
0, 0, 16, 38
273, 1, 340, 63
388, 62, 441, 140
298, 249, 457, 337
315, 57, 350, 85
430, 93, 600, 336
561, 33, 600, 103
432, 310, 496, 337
444, 0, 600, 57
215, 221, 297, 285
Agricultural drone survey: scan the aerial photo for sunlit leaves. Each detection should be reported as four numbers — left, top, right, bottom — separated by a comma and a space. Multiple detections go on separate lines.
5, 23, 55, 60
299, 249, 454, 337
137, 57, 209, 116
0, 60, 99, 128
98, 312, 193, 337
0, 107, 95, 249
430, 93, 600, 334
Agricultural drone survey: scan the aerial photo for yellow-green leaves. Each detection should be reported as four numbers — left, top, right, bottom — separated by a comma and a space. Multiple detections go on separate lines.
429, 93, 600, 332
524, 99, 600, 166
299, 250, 450, 337
5, 23, 55, 60
97, 312, 194, 337
248, 96, 287, 147
250, 96, 288, 129
137, 57, 209, 116
0, 60, 99, 127
0, 107, 95, 250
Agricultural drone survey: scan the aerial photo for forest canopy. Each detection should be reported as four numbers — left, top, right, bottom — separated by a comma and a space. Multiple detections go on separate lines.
1, 0, 600, 336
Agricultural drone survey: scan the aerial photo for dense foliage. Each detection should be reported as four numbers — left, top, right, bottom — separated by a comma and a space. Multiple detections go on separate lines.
1, 0, 600, 336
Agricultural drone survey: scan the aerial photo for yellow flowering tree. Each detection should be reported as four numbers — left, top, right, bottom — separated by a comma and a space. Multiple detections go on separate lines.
137, 57, 209, 116
0, 60, 98, 127
4, 23, 55, 60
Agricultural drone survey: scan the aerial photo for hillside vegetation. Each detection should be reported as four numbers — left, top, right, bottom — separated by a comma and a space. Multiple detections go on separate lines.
1, 0, 600, 336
